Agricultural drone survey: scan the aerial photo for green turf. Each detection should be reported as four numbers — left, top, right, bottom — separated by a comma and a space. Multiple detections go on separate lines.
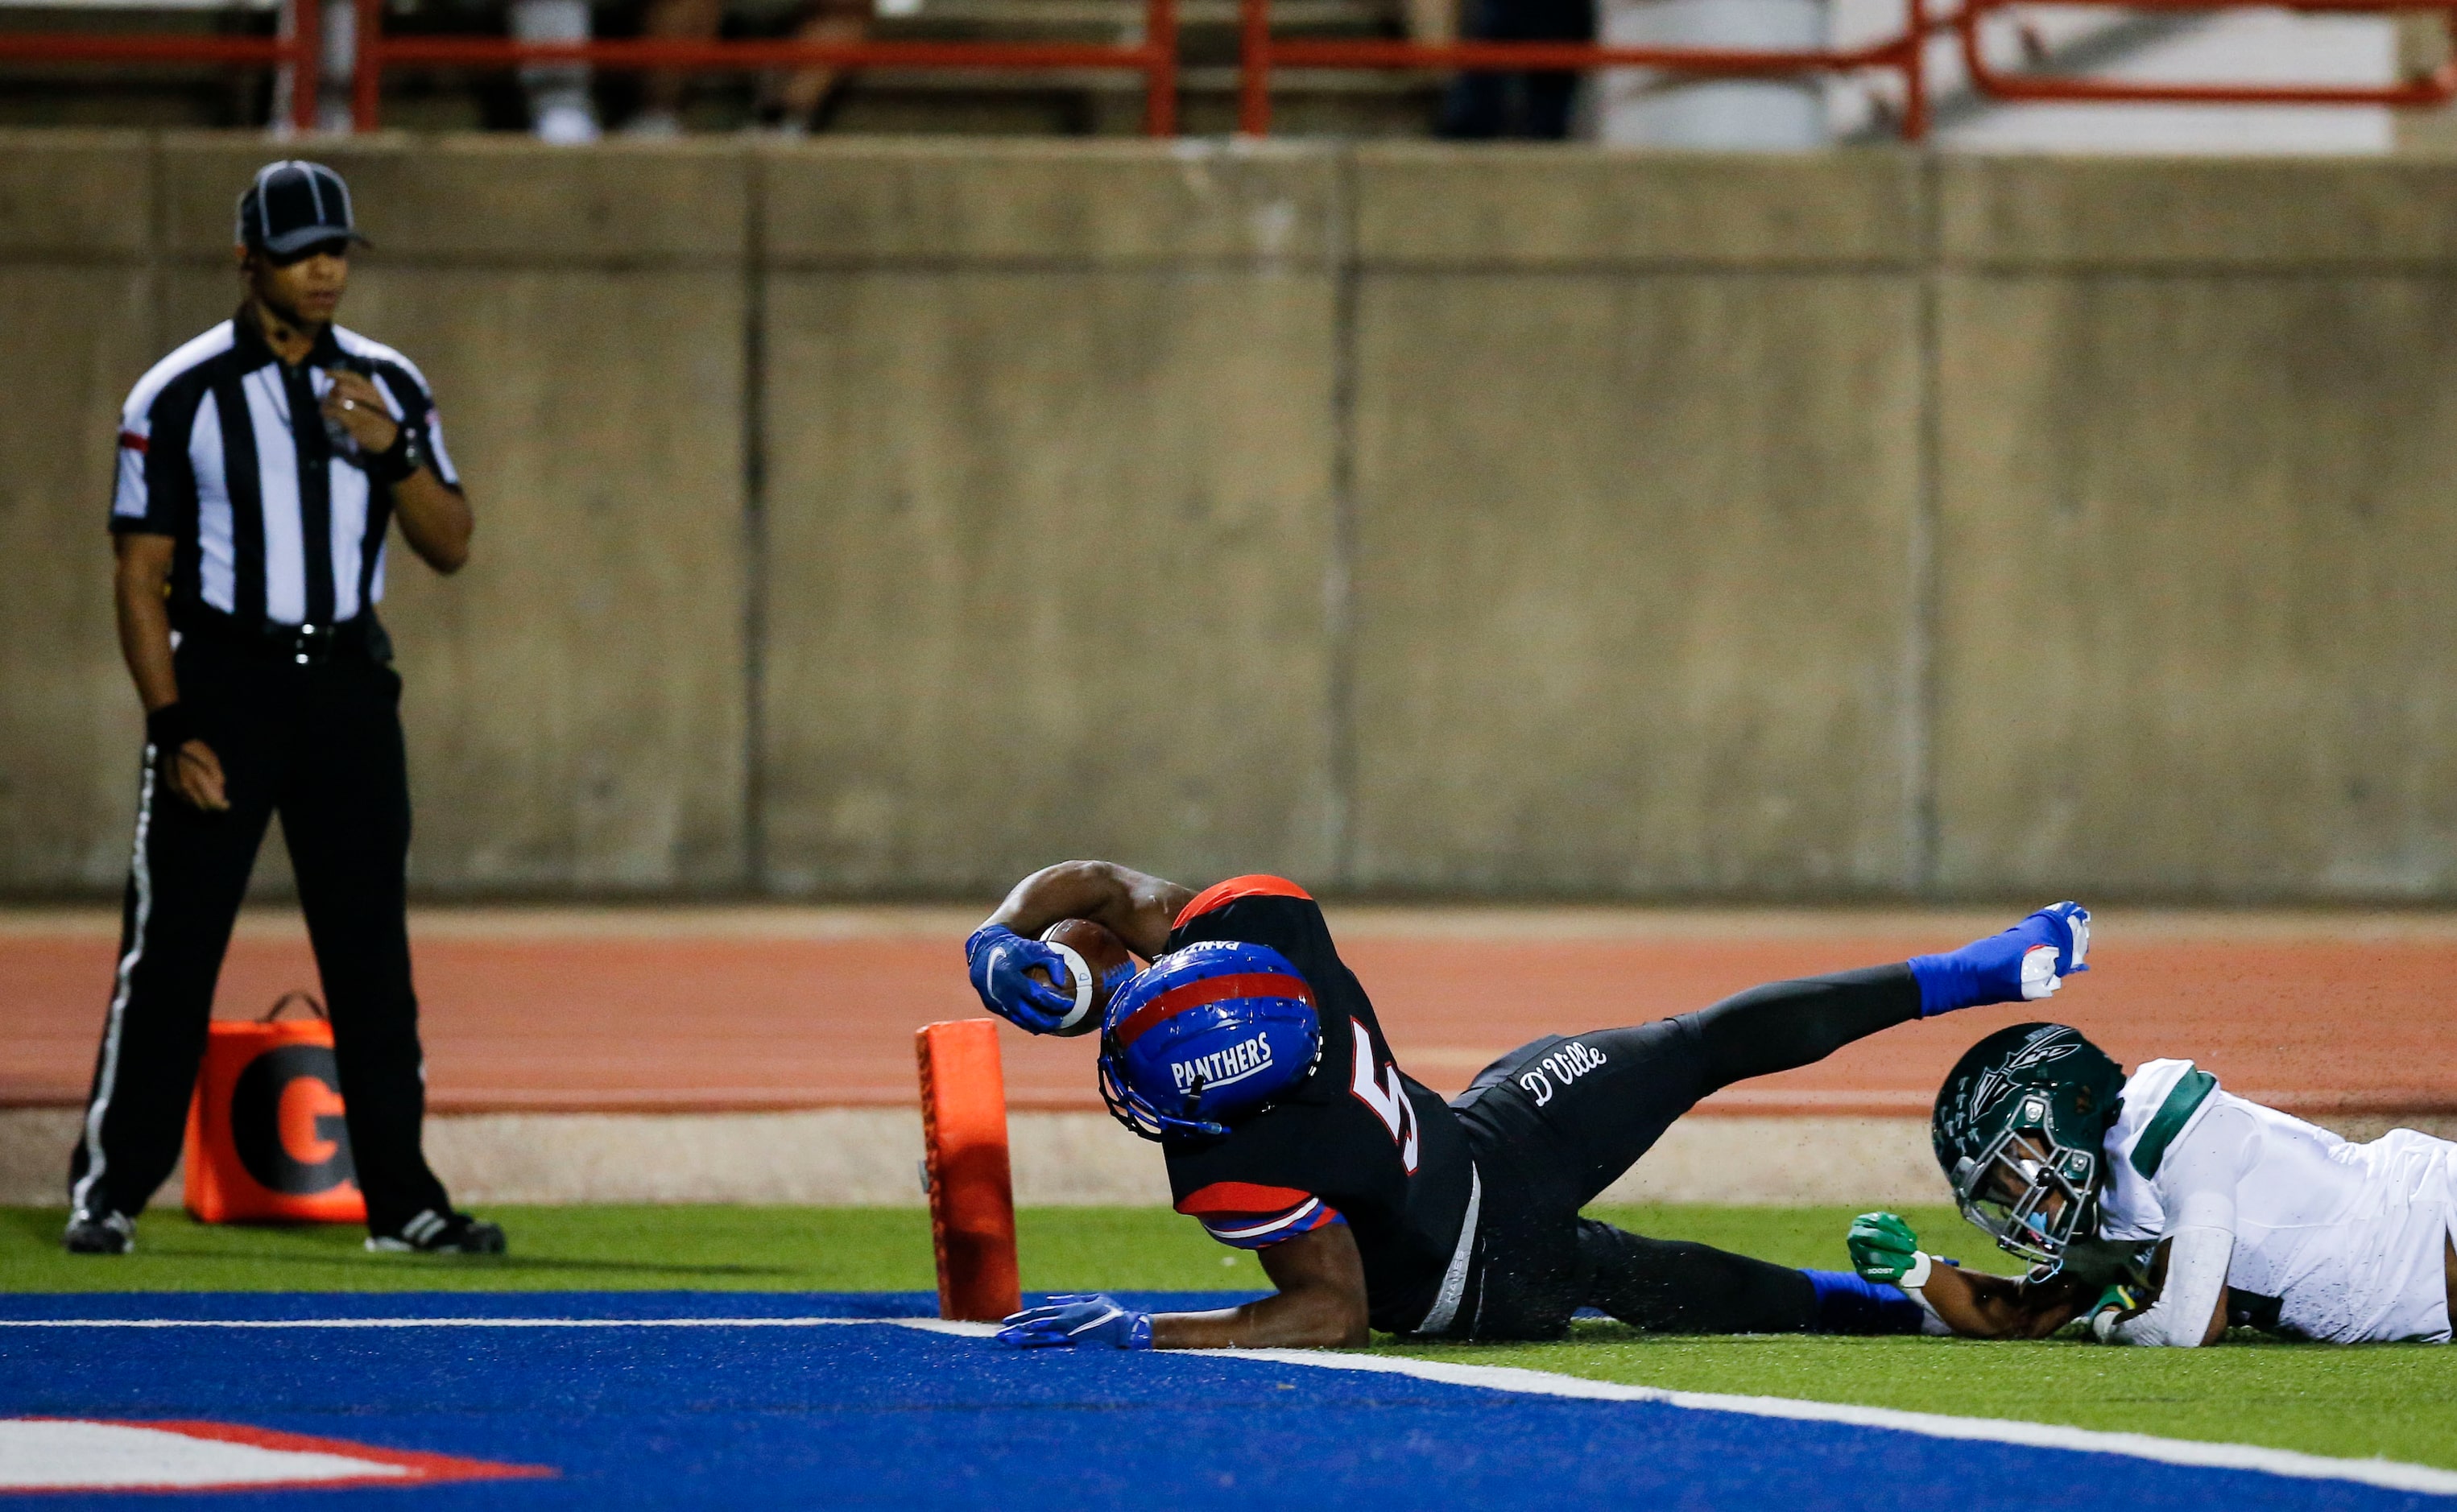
6, 1202, 2451, 1472
0, 1205, 1265, 1294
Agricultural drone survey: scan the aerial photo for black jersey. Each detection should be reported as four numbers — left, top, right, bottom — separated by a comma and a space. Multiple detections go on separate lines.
1160, 876, 1479, 1333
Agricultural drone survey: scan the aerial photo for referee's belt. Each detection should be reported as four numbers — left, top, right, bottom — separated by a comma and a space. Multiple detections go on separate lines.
179, 608, 382, 667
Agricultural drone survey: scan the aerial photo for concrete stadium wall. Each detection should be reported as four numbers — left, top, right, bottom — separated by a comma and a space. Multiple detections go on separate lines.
1931, 161, 2457, 899
0, 138, 157, 894
1348, 151, 1925, 894
5, 136, 2455, 902
756, 144, 1342, 893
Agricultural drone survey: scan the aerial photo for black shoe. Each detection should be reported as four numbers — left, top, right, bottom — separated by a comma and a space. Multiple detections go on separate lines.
366, 1209, 507, 1255
63, 1209, 134, 1255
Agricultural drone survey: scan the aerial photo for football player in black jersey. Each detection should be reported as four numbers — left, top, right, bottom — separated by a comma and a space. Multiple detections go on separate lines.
964, 861, 2092, 1350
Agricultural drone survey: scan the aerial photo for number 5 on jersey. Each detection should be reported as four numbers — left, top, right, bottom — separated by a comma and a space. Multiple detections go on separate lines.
1347, 1018, 1420, 1173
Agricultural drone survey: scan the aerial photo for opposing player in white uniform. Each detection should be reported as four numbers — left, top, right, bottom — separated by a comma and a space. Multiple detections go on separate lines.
1848, 1023, 2457, 1346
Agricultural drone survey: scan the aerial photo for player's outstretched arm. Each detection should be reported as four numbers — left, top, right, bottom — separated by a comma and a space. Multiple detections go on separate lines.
994, 1225, 1371, 1353
1155, 1224, 1372, 1349
1847, 1212, 2088, 1340
1912, 1262, 2091, 1340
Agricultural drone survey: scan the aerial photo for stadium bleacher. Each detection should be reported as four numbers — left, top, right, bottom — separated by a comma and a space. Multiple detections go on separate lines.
2, 0, 2451, 143
0, 0, 1446, 134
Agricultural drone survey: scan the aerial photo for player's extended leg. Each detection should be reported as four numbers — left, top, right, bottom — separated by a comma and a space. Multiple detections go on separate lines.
1574, 1221, 1922, 1335
1446, 906, 2087, 1336
1454, 964, 1918, 1215
1688, 963, 1917, 1090
1686, 894, 2091, 1090
1577, 1221, 1809, 1333
1461, 903, 2092, 1210
1451, 979, 1917, 1337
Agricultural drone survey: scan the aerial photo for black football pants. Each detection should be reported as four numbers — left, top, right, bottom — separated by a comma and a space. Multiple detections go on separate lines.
1442, 965, 1921, 1340
67, 637, 453, 1236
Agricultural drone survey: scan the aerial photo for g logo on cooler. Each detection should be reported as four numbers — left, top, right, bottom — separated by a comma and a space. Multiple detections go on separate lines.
230, 1043, 358, 1196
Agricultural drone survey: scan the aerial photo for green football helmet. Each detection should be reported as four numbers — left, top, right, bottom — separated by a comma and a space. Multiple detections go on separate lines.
1931, 1022, 2126, 1272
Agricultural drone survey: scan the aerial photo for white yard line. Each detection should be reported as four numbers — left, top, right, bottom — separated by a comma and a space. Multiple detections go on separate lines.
5, 1315, 2449, 1496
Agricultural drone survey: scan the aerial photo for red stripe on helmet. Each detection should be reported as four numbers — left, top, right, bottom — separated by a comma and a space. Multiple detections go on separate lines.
1111, 971, 1314, 1049
118, 431, 149, 453
1176, 1180, 1315, 1216
1173, 874, 1313, 931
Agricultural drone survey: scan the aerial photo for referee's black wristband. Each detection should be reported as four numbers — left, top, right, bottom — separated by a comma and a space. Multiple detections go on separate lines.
145, 703, 196, 754
365, 424, 424, 485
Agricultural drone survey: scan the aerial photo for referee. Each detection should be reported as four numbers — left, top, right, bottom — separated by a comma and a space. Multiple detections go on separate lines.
66, 161, 503, 1257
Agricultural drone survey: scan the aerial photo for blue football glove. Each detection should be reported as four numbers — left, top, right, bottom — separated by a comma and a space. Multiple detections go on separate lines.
1908, 902, 2091, 1018
965, 924, 1078, 1035
995, 1294, 1155, 1350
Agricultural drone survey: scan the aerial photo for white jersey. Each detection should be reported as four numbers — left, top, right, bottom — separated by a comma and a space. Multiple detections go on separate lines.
2096, 1059, 2456, 1345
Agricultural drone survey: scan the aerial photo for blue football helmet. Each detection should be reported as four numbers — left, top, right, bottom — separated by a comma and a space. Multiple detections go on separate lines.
1098, 940, 1322, 1140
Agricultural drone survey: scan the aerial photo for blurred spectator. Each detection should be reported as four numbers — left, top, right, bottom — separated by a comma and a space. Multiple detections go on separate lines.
273, 0, 598, 142
270, 0, 356, 134
626, 0, 871, 134
512, 0, 602, 141
1436, 0, 1592, 138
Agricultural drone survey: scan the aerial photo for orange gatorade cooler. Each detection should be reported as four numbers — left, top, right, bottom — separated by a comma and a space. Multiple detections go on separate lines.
183, 994, 366, 1224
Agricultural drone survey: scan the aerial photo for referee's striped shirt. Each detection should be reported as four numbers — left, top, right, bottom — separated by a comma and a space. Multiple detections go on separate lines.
111, 312, 459, 629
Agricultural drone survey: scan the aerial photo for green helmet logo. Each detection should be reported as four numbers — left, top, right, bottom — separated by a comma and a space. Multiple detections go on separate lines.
1931, 1022, 2125, 1271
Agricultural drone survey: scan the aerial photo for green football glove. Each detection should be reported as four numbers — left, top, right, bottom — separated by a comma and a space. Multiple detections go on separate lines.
1848, 1211, 1924, 1284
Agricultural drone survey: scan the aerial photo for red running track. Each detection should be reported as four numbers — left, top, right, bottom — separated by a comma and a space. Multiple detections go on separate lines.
5, 907, 2454, 1119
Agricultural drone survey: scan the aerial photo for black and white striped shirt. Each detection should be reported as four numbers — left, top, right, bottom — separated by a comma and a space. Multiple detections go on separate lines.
110, 312, 459, 630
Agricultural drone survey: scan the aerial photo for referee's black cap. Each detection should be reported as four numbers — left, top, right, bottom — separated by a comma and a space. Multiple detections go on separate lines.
235, 160, 372, 258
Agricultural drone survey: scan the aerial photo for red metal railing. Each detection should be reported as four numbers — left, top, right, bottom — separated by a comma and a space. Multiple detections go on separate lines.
1238, 0, 1938, 136
350, 0, 1173, 133
3, 0, 2455, 140
351, 0, 1178, 132
0, 0, 322, 132
1233, 0, 2457, 135
1957, 0, 2457, 108
0, 0, 1178, 136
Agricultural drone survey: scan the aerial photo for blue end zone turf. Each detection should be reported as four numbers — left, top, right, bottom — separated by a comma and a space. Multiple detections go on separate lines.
2, 1292, 2444, 1510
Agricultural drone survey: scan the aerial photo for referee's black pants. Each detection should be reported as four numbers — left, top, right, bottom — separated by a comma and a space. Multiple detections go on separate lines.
68, 633, 453, 1236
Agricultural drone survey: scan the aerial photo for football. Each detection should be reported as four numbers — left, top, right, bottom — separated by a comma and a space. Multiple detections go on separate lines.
1029, 917, 1136, 1037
